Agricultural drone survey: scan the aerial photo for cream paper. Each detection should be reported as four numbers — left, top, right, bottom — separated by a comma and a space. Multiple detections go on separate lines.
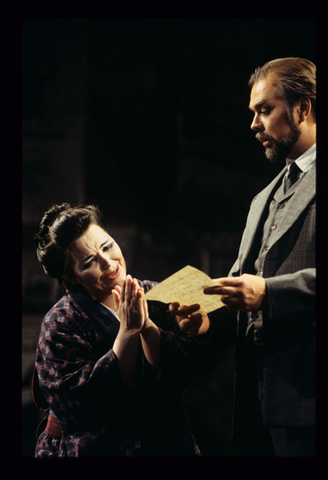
143, 265, 223, 314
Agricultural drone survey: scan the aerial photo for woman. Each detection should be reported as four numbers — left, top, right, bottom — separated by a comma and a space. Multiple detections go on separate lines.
32, 203, 203, 457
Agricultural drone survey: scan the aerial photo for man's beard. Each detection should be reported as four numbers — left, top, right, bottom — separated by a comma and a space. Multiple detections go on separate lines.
256, 117, 301, 163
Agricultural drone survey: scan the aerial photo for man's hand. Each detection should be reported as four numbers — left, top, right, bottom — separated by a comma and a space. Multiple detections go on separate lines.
204, 273, 267, 311
169, 302, 210, 336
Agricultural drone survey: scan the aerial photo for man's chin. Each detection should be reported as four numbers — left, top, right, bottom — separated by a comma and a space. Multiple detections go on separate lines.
265, 148, 286, 164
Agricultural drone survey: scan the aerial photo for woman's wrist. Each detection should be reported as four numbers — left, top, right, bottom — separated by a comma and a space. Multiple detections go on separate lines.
116, 326, 141, 340
139, 318, 161, 368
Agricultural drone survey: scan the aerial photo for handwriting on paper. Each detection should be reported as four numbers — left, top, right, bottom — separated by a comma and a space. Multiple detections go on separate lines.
143, 265, 223, 314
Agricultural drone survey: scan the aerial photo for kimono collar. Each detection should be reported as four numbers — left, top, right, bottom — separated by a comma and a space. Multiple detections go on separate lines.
68, 291, 120, 337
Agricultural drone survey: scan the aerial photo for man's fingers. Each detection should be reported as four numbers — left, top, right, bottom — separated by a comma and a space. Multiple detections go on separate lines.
204, 276, 243, 295
169, 302, 180, 312
175, 303, 201, 316
169, 302, 200, 317
204, 285, 237, 295
178, 314, 202, 334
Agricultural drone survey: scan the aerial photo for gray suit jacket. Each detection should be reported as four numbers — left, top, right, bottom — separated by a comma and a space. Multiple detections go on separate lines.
230, 163, 316, 428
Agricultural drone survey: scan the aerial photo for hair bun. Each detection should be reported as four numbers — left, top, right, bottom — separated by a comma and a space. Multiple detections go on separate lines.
35, 203, 71, 246
34, 202, 103, 283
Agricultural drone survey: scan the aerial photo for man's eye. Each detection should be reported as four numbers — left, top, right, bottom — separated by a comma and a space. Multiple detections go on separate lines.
259, 109, 270, 115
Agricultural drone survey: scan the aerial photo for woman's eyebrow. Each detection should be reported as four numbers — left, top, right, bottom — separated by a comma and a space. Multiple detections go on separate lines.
80, 240, 110, 264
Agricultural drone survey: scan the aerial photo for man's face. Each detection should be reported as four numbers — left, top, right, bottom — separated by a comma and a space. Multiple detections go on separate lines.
248, 73, 301, 162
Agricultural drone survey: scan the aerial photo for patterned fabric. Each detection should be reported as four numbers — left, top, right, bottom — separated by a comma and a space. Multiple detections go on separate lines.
33, 279, 202, 457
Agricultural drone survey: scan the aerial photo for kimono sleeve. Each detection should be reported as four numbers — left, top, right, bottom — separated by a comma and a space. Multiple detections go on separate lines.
35, 301, 126, 431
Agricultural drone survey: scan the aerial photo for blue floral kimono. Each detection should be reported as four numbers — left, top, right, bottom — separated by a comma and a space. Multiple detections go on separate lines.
33, 279, 202, 457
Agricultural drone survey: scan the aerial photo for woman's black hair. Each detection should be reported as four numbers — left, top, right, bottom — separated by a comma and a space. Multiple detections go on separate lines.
34, 203, 106, 293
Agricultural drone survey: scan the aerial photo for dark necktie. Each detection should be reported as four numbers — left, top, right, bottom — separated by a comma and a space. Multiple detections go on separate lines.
285, 162, 301, 192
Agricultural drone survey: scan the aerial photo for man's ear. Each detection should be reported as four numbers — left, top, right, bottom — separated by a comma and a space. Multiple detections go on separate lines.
298, 97, 312, 123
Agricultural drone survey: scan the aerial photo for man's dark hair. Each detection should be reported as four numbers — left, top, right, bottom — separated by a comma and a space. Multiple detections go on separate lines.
249, 57, 316, 119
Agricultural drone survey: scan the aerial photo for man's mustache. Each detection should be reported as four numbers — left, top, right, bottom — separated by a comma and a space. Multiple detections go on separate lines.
256, 133, 274, 142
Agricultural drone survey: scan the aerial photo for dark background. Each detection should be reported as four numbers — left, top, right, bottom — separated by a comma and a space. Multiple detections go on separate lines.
22, 18, 316, 457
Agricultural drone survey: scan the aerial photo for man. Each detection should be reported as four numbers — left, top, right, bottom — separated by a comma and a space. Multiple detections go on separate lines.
174, 58, 316, 456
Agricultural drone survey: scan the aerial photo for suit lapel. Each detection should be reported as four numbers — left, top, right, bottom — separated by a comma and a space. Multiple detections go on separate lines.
238, 163, 315, 266
265, 163, 316, 249
238, 167, 287, 266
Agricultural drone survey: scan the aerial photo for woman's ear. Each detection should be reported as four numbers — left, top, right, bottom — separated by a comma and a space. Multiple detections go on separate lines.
62, 273, 78, 285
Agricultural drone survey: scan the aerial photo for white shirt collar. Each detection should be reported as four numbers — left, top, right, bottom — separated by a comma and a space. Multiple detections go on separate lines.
286, 143, 316, 173
100, 303, 120, 321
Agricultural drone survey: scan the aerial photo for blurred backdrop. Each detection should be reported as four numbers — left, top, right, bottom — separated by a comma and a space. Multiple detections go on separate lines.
22, 18, 315, 456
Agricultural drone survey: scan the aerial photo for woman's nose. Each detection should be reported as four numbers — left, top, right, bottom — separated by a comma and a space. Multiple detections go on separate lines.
100, 253, 114, 271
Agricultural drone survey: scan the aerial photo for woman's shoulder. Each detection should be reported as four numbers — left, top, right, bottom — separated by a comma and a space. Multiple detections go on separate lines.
45, 295, 76, 315
42, 294, 86, 328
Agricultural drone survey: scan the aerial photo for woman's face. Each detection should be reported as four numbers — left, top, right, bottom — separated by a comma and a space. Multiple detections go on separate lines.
68, 224, 127, 304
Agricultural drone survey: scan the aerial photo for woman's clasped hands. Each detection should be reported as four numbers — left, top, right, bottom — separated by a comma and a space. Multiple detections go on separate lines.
112, 274, 148, 334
